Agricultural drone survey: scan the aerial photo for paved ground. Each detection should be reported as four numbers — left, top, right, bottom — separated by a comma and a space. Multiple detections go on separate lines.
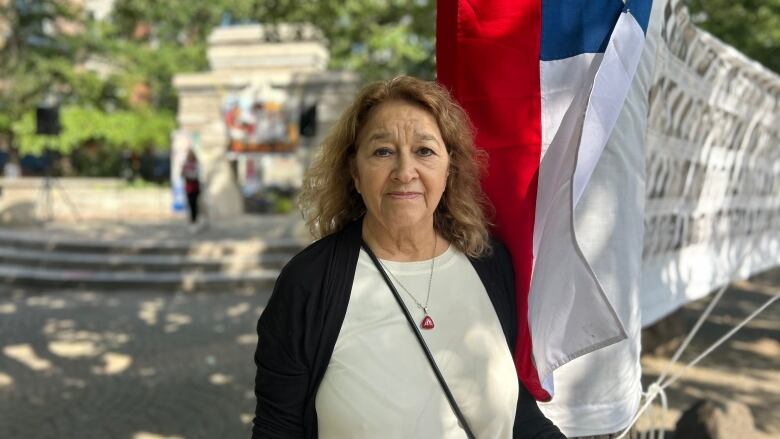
639, 268, 780, 438
0, 287, 271, 439
0, 214, 308, 439
0, 215, 777, 438
11, 212, 311, 243
2, 278, 777, 439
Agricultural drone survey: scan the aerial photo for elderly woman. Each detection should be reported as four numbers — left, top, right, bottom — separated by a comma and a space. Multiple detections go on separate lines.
252, 76, 564, 439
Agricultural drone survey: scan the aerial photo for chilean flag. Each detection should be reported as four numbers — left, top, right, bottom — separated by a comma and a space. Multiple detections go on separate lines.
438, 0, 653, 401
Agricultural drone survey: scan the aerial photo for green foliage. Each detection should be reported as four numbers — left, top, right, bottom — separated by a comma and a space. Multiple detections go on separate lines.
685, 0, 780, 73
12, 106, 175, 155
246, 0, 436, 80
111, 0, 252, 44
0, 0, 84, 134
109, 0, 436, 81
3, 0, 775, 175
113, 41, 208, 111
71, 145, 123, 177
272, 193, 295, 214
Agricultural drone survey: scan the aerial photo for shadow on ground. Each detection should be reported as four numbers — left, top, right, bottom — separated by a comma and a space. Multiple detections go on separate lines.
0, 287, 270, 439
640, 266, 780, 437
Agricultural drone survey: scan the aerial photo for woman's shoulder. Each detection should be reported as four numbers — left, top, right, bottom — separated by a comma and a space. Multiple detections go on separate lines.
261, 222, 360, 325
468, 235, 512, 266
278, 234, 339, 282
261, 234, 343, 320
468, 236, 515, 299
276, 221, 362, 289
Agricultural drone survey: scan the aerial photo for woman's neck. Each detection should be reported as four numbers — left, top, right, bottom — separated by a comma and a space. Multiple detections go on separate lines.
362, 216, 445, 262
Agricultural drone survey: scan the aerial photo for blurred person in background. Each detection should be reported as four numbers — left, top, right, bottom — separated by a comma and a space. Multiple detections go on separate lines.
251, 76, 565, 439
181, 149, 201, 229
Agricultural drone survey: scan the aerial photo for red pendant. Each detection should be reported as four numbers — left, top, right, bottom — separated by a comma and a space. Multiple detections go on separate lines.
420, 315, 435, 330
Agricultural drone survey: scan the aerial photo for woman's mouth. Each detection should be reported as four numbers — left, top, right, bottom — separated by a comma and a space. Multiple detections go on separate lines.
387, 192, 422, 200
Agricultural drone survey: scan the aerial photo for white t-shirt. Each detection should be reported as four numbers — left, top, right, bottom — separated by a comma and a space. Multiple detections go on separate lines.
315, 246, 519, 438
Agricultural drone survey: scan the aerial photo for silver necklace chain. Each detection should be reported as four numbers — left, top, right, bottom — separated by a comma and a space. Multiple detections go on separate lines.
378, 234, 436, 315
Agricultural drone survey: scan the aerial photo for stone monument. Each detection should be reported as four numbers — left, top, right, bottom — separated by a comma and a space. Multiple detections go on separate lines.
173, 23, 359, 218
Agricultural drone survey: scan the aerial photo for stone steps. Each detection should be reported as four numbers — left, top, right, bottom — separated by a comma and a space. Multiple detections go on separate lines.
0, 229, 302, 256
0, 263, 280, 291
0, 228, 304, 292
0, 247, 290, 272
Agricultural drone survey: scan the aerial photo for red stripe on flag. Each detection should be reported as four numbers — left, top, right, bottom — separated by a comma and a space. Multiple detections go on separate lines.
437, 0, 551, 401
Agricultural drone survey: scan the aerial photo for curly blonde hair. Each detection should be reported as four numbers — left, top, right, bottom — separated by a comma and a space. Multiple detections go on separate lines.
298, 76, 492, 257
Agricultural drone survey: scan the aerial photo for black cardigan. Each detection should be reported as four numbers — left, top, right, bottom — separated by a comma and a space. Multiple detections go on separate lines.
252, 219, 564, 438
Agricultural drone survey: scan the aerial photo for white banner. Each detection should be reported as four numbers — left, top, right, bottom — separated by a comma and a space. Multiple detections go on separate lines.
641, 0, 780, 326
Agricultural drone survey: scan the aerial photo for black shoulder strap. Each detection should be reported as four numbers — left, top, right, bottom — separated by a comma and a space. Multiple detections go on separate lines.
361, 241, 476, 439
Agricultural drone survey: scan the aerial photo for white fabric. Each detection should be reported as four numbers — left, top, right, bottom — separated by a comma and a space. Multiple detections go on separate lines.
641, 0, 780, 325
534, 0, 780, 434
531, 9, 650, 397
315, 246, 518, 439
572, 13, 646, 207
541, 53, 601, 160
536, 3, 663, 435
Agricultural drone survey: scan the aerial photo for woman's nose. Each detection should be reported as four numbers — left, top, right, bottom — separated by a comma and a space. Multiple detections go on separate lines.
392, 153, 417, 182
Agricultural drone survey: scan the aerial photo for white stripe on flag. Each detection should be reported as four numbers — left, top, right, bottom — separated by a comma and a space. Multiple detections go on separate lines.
573, 12, 647, 207
530, 10, 647, 395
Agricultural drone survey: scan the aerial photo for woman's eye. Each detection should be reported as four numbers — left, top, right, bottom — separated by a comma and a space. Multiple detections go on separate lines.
374, 147, 393, 157
417, 147, 434, 157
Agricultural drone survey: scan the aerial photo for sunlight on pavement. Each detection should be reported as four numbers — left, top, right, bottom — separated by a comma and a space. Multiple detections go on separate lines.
3, 344, 53, 371
0, 288, 276, 437
633, 404, 681, 434
707, 314, 780, 331
0, 371, 13, 388
164, 313, 192, 332
74, 292, 100, 302
166, 313, 192, 325
731, 338, 780, 358
0, 303, 16, 314
732, 279, 780, 296
209, 373, 233, 385
42, 319, 77, 334
227, 302, 250, 317
26, 296, 67, 309
91, 352, 132, 375
750, 368, 780, 386
642, 356, 780, 394
49, 340, 101, 358
181, 274, 198, 291
236, 333, 256, 345
63, 377, 87, 388
43, 319, 130, 360
132, 432, 185, 439
139, 299, 165, 325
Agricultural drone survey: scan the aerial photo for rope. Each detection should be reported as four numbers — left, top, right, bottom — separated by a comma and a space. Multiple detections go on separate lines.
617, 232, 762, 438
662, 293, 778, 387
616, 289, 779, 438
658, 282, 730, 383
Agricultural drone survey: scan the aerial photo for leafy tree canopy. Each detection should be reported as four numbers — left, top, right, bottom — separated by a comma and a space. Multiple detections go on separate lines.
108, 0, 436, 81
0, 0, 84, 133
685, 0, 780, 73
1, 0, 777, 163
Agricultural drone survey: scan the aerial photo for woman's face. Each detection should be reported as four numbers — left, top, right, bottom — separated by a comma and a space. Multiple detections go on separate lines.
353, 100, 449, 232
